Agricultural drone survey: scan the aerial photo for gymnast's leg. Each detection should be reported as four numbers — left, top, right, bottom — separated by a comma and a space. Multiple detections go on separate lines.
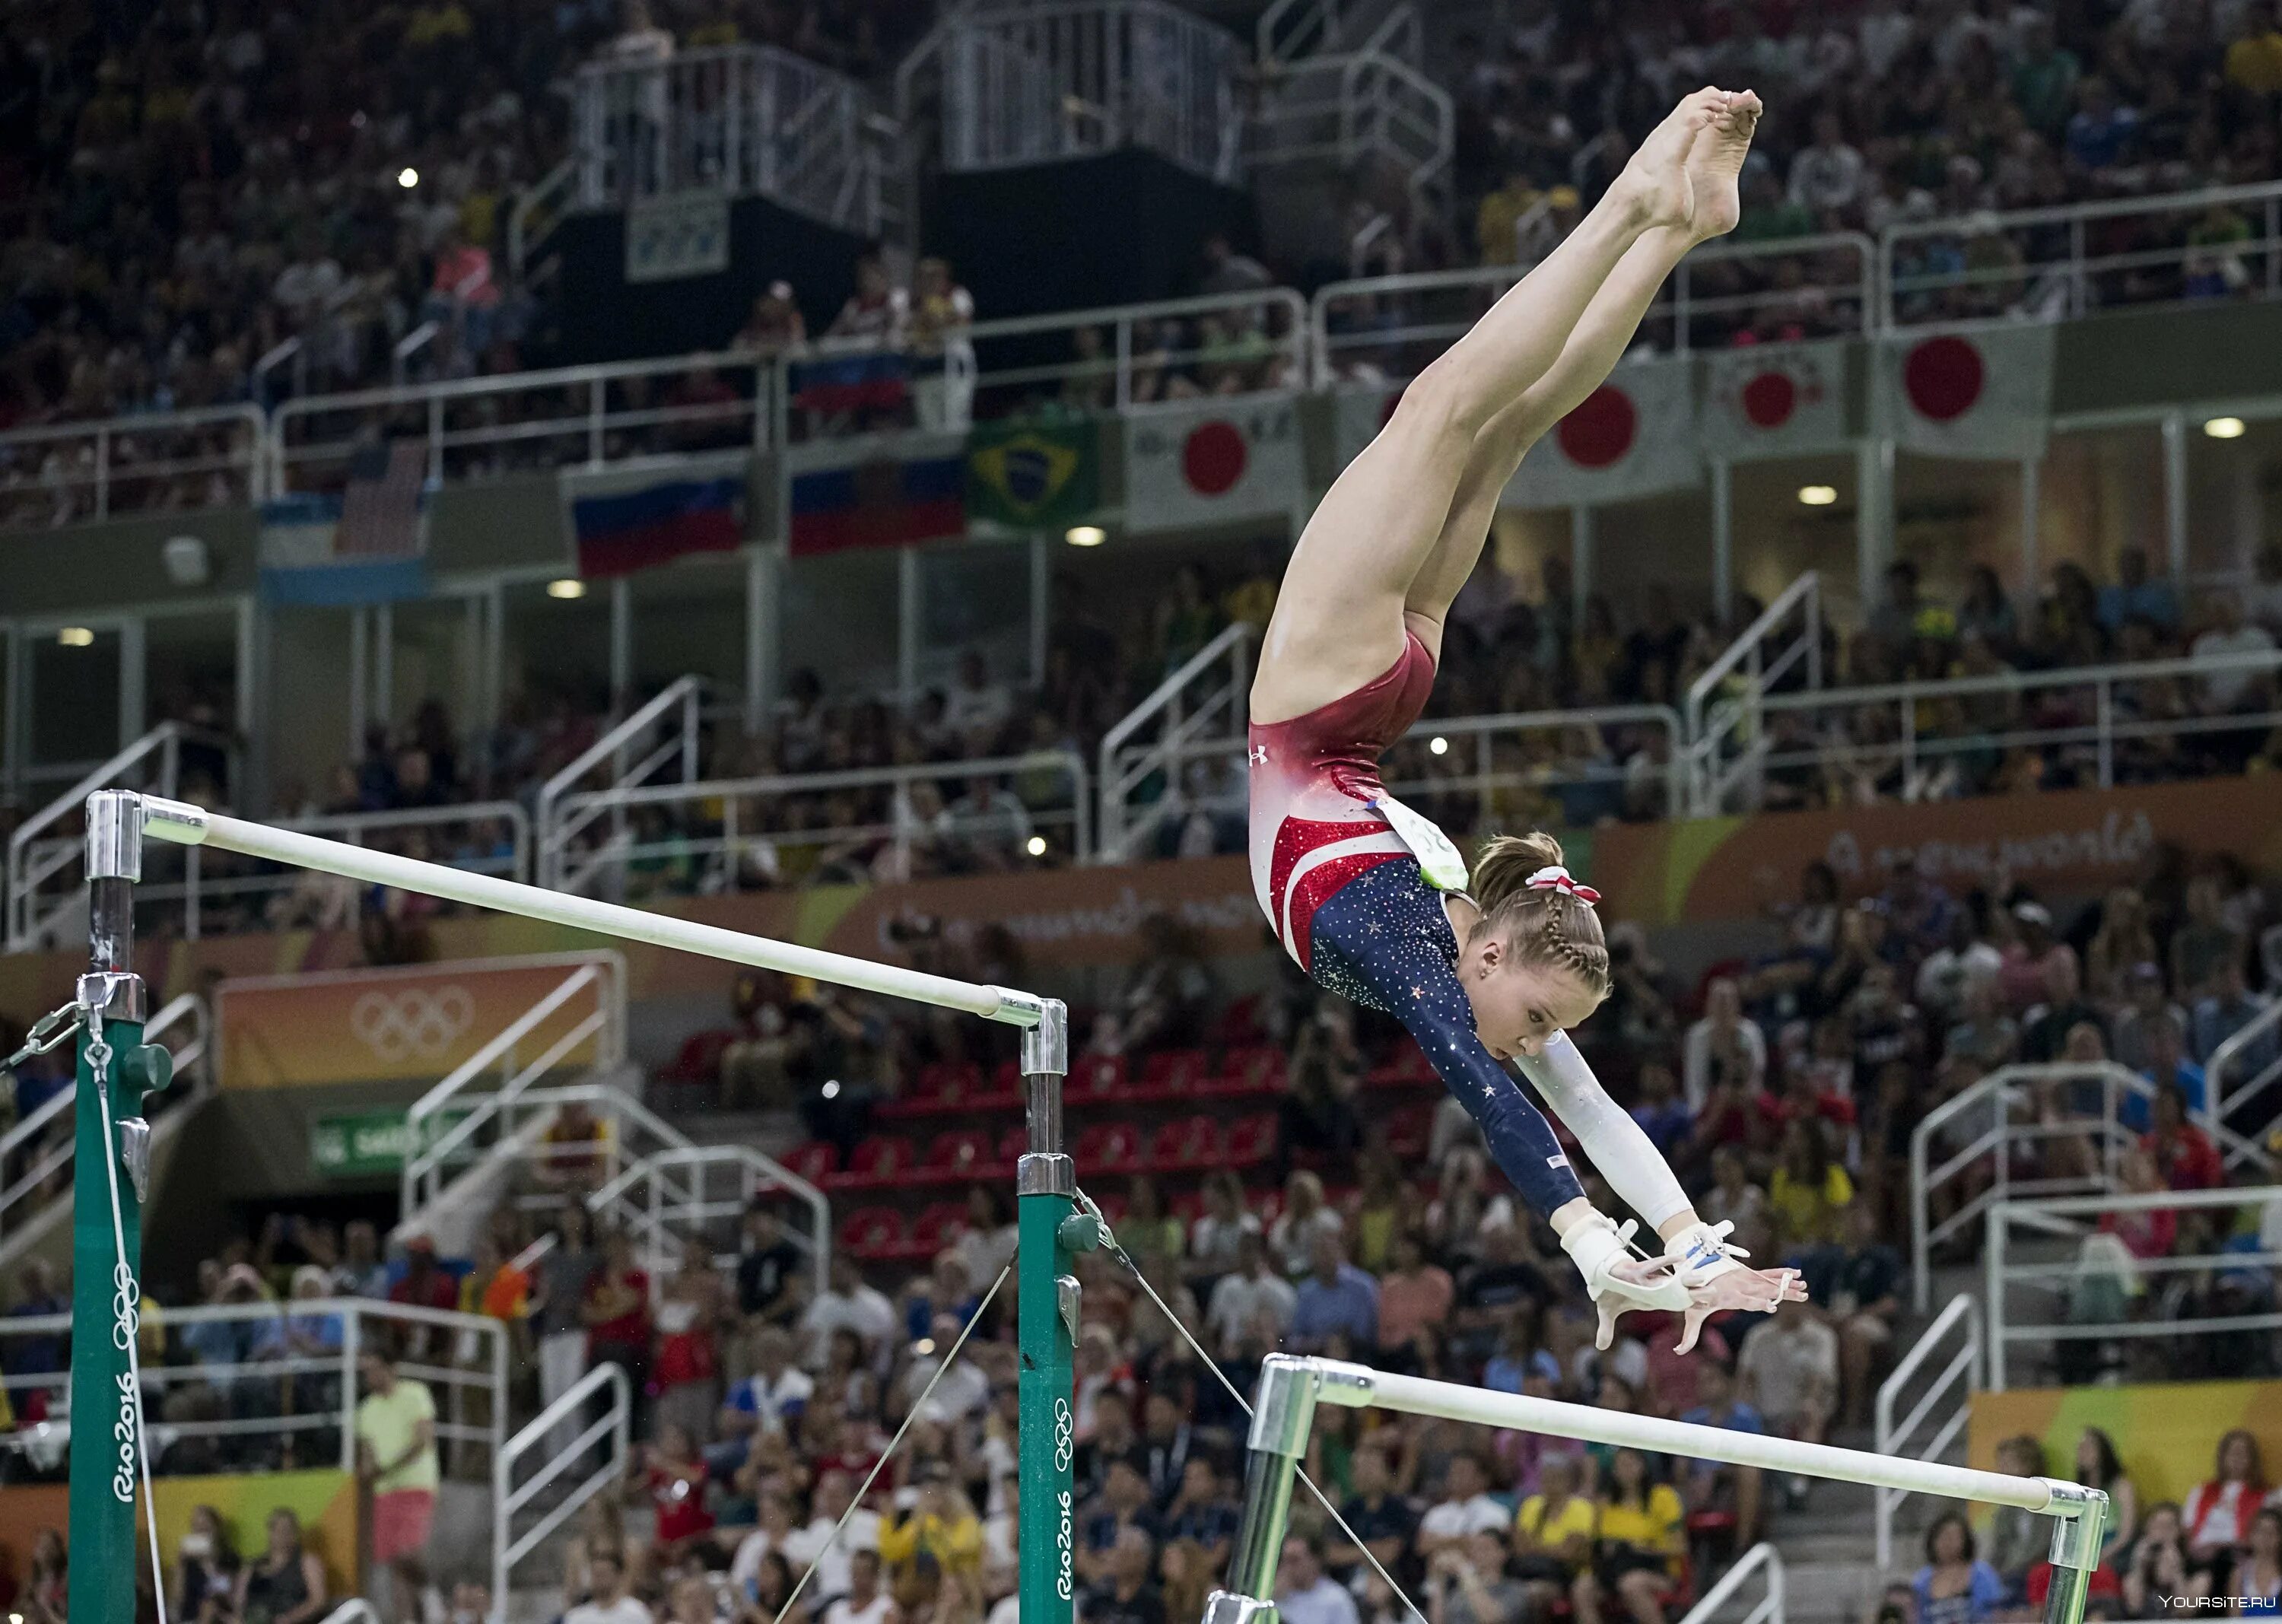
1251, 88, 1735, 726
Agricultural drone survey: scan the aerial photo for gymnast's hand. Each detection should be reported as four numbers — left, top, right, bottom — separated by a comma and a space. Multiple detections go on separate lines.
1662, 1219, 1809, 1355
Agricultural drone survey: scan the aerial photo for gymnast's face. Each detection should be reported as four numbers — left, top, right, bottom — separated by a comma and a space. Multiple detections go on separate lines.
1458, 931, 1602, 1060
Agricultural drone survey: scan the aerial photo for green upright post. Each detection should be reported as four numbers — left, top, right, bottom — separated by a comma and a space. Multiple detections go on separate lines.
1015, 1001, 1074, 1624
70, 790, 169, 1624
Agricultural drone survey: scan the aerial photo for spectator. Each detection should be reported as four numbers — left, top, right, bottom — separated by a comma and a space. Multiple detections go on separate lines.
1511, 1449, 1596, 1602
2113, 960, 2191, 1073
1788, 110, 1867, 216
1082, 1524, 1165, 1624
802, 1252, 900, 1365
1997, 902, 2071, 1012
1419, 1453, 1511, 1559
1163, 1458, 1238, 1564
1426, 1530, 1528, 1624
585, 1228, 655, 1406
1984, 1437, 2048, 1600
354, 1347, 440, 1624
2021, 949, 2105, 1065
174, 1505, 242, 1624
2123, 1503, 2192, 1619
1268, 1171, 1345, 1278
2074, 1427, 2140, 1570
1682, 977, 1766, 1111
1572, 1448, 1681, 1624
880, 1464, 984, 1590
736, 1203, 807, 1321
1375, 1229, 1456, 1367
332, 1222, 390, 1298
1678, 1360, 1766, 1548
1291, 1230, 1379, 1352
564, 1550, 653, 1624
2139, 1083, 2224, 1189
235, 1508, 328, 1624
1328, 1441, 1415, 1581
2182, 1429, 2266, 1582
1768, 1119, 1854, 1296
1737, 1307, 1839, 1499
735, 282, 809, 358
24, 1530, 66, 1624
1206, 1230, 1297, 1347
2172, 875, 2248, 1006
1187, 1170, 1261, 1286
1832, 1200, 1905, 1429
1916, 909, 2003, 1027
2191, 593, 2277, 716
2087, 890, 2163, 1006
1912, 1511, 2006, 1624
1273, 1536, 1357, 1624
790, 1471, 883, 1603
2193, 956, 2274, 1072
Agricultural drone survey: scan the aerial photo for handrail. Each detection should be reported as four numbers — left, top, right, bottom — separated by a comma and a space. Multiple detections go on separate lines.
1909, 1060, 2160, 1312
536, 676, 704, 891
2197, 994, 2282, 1168
1873, 1293, 1982, 1571
317, 1603, 379, 1624
1985, 1182, 2282, 1390
494, 1361, 631, 1615
1677, 1541, 1785, 1624
0, 402, 269, 526
6, 722, 240, 951
1097, 622, 1255, 861
1684, 571, 1823, 748
586, 1143, 832, 1295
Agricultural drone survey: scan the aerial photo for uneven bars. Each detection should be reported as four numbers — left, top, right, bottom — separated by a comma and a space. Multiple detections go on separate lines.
128, 793, 1044, 1025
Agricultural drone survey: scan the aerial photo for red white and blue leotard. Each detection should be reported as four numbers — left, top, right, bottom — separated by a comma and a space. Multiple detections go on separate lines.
1246, 634, 1589, 1221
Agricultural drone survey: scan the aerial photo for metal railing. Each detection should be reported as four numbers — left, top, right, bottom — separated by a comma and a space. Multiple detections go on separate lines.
1678, 1542, 1785, 1624
927, 0, 1247, 183
1712, 644, 2282, 818
1256, 0, 1416, 65
1098, 622, 1255, 863
571, 43, 889, 234
6, 722, 240, 952
1909, 1061, 2159, 1313
317, 1602, 380, 1624
0, 405, 268, 529
1985, 1183, 2282, 1390
1874, 1294, 1982, 1571
1683, 571, 1825, 815
587, 1143, 832, 1298
1251, 39, 1452, 199
547, 748, 1092, 898
1883, 180, 2282, 331
272, 351, 777, 492
2202, 995, 2282, 1172
1312, 235, 1876, 381
0, 1297, 506, 1477
494, 1361, 631, 1609
399, 955, 629, 1228
538, 677, 706, 893
0, 993, 208, 1265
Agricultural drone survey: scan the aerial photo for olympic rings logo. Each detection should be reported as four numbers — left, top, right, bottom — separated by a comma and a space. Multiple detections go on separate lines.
111, 1262, 140, 1351
349, 987, 475, 1062
1051, 1398, 1074, 1472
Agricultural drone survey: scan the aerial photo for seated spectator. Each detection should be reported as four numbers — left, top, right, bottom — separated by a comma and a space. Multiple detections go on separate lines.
1274, 1536, 1358, 1624
2074, 1427, 2140, 1571
1697, 1145, 1773, 1261
1292, 1231, 1379, 1353
1737, 1307, 1839, 1498
1768, 1119, 1854, 1299
2236, 1509, 2282, 1615
1078, 1460, 1163, 1587
2087, 889, 2163, 1005
1678, 1359, 1766, 1548
801, 1253, 899, 1366
787, 1471, 882, 1603
1082, 1524, 1163, 1624
736, 1203, 806, 1322
1206, 1232, 1297, 1348
1944, 978, 2021, 1073
1912, 1511, 2006, 1624
1683, 977, 1766, 1110
879, 1464, 983, 1591
564, 1549, 652, 1624
2098, 1146, 2179, 1265
1996, 902, 2071, 1014
2112, 961, 2190, 1073
1483, 1301, 1562, 1397
1162, 1458, 1239, 1565
717, 1326, 813, 1457
729, 1492, 801, 1598
642, 1422, 717, 1562
1135, 1391, 1195, 1510
234, 1508, 328, 1624
1512, 1449, 1596, 1602
2097, 548, 2180, 636
1627, 1060, 1691, 1156
2191, 593, 2277, 719
1832, 1200, 1905, 1429
1419, 1453, 1512, 1559
2123, 1502, 2192, 1619
1187, 1170, 1260, 1288
2185, 1430, 2268, 1587
1377, 1230, 1456, 1369
1572, 1449, 1680, 1624
734, 282, 808, 358
2139, 1082, 2224, 1189
817, 1549, 891, 1624
1268, 1172, 1344, 1279
2193, 958, 2274, 1073
2021, 949, 2106, 1065
1425, 1530, 1529, 1624
1328, 1441, 1416, 1581
1915, 909, 2003, 1028
174, 1505, 243, 1624
2173, 875, 2249, 1005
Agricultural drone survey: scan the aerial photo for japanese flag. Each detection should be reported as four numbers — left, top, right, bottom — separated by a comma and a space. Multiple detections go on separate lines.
1504, 355, 1701, 510
1125, 396, 1305, 533
1699, 340, 1850, 462
1875, 325, 2056, 461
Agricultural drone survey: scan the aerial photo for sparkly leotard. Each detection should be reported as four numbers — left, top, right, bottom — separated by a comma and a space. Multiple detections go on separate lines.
1247, 637, 1589, 1221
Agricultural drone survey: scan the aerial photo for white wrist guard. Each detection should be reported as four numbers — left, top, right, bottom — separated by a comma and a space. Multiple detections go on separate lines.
1663, 1219, 1749, 1284
1559, 1209, 1692, 1312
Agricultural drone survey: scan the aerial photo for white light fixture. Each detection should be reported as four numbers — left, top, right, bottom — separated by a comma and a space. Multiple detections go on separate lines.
914, 1338, 936, 1356
2204, 416, 2247, 440
1025, 834, 1048, 857
1064, 525, 1106, 548
546, 578, 586, 599
397, 167, 420, 189
1797, 485, 1839, 507
57, 626, 96, 647
162, 533, 211, 587
821, 1079, 841, 1101
1429, 736, 1449, 755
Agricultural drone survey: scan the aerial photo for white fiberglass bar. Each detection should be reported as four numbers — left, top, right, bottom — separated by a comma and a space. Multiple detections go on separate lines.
1333, 1362, 2056, 1511
126, 793, 1041, 1026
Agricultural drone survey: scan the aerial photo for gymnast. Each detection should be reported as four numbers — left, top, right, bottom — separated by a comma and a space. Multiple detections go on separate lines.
1247, 86, 1805, 1352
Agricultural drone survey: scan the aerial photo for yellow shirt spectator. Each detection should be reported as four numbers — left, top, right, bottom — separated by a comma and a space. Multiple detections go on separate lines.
2226, 30, 2282, 96
878, 1501, 983, 1581
1476, 180, 1542, 266
1769, 1161, 1855, 1249
1515, 1490, 1596, 1552
1594, 1483, 1683, 1575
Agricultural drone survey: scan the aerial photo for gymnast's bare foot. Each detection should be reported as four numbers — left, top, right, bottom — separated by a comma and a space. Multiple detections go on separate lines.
1614, 87, 1726, 233
1687, 89, 1763, 242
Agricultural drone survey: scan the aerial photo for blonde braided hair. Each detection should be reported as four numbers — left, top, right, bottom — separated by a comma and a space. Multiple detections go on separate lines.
1467, 831, 1611, 996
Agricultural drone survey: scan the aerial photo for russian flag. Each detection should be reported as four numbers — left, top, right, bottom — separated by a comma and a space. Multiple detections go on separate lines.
789, 447, 967, 555
571, 475, 743, 578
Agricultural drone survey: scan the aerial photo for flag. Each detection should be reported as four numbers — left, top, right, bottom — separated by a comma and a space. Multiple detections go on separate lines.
562, 453, 748, 578
1874, 325, 2056, 460
793, 348, 910, 416
787, 431, 968, 555
1504, 357, 1699, 509
259, 441, 430, 605
965, 418, 1099, 532
1698, 340, 1850, 462
1124, 396, 1303, 534
1331, 382, 1404, 473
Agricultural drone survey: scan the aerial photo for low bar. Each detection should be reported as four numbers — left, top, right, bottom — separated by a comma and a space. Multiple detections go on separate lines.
133, 794, 1038, 1025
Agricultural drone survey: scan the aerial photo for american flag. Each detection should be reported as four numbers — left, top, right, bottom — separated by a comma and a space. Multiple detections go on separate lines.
335, 440, 428, 559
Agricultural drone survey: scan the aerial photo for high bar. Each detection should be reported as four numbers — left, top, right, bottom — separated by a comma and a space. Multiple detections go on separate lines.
1298, 1359, 2067, 1514
121, 793, 1044, 1026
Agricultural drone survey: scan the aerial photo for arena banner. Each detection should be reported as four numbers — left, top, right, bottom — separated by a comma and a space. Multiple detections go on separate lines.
0, 1469, 358, 1599
1577, 774, 2282, 926
215, 952, 616, 1090
1969, 1381, 2282, 1514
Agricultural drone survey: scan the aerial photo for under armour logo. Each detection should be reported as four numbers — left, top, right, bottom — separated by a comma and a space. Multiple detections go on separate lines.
1249, 745, 1270, 766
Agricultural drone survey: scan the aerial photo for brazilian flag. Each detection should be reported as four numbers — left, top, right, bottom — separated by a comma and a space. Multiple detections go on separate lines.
965, 419, 1099, 532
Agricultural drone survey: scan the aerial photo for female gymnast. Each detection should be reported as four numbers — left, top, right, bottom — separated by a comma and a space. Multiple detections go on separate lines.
1247, 87, 1805, 1352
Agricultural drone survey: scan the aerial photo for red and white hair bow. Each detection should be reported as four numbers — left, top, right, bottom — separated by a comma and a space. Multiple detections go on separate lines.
1525, 865, 1601, 905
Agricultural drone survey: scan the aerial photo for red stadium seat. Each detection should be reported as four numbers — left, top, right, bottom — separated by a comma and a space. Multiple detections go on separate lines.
923, 1129, 996, 1181
836, 1134, 917, 1188
1073, 1121, 1146, 1171
783, 1141, 841, 1182
909, 1202, 969, 1256
1384, 1102, 1434, 1158
1368, 1040, 1437, 1088
996, 1126, 1030, 1166
1149, 1114, 1222, 1170
1139, 1049, 1207, 1095
1225, 1114, 1278, 1167
1215, 1045, 1286, 1091
1069, 1054, 1128, 1100
839, 1206, 906, 1260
